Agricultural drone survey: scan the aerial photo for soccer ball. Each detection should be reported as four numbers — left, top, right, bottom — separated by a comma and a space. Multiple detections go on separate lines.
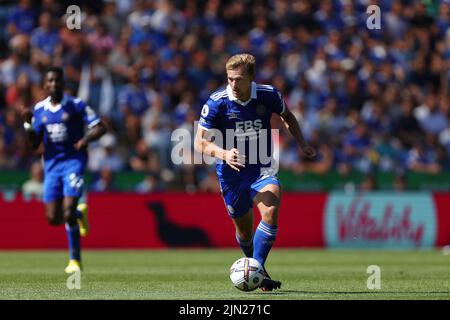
229, 257, 264, 291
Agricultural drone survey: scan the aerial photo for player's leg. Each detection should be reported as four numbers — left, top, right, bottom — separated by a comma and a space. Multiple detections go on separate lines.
251, 179, 281, 267
62, 160, 86, 273
221, 182, 254, 257
44, 199, 64, 225
63, 196, 82, 272
43, 169, 64, 225
251, 176, 282, 291
231, 208, 254, 258
76, 193, 89, 237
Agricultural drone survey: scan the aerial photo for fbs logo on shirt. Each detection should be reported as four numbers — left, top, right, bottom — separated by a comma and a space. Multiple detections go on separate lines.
235, 119, 262, 134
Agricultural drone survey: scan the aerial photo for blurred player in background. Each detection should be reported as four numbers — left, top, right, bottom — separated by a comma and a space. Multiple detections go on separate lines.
21, 67, 106, 273
195, 54, 316, 291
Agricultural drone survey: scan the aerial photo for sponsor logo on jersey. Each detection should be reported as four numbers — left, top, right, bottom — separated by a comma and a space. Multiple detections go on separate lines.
235, 119, 262, 134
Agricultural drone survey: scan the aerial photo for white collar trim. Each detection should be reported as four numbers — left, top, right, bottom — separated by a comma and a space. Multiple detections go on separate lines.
227, 82, 257, 106
43, 94, 68, 112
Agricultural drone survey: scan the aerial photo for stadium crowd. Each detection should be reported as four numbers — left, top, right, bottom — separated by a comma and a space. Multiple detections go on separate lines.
0, 0, 449, 193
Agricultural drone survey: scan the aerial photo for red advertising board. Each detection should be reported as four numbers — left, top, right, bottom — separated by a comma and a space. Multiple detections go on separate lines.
433, 193, 450, 246
0, 192, 326, 249
1, 192, 449, 249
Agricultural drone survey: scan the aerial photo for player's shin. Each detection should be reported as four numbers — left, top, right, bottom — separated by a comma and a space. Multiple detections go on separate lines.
236, 233, 254, 258
253, 220, 278, 266
65, 223, 81, 261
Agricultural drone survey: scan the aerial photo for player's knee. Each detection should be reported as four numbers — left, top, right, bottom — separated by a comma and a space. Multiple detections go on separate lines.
63, 207, 77, 224
237, 230, 253, 242
261, 205, 279, 225
46, 208, 62, 225
46, 213, 62, 225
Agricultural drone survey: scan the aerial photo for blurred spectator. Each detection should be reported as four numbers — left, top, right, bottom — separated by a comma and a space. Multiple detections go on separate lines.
90, 168, 117, 192
372, 132, 404, 172
88, 133, 124, 173
30, 11, 62, 69
61, 31, 89, 94
393, 172, 407, 191
22, 160, 43, 199
295, 130, 333, 175
101, 0, 123, 39
359, 174, 377, 192
129, 138, 152, 171
118, 68, 150, 143
394, 96, 423, 148
1, 34, 40, 88
7, 0, 37, 37
198, 167, 221, 194
0, 0, 449, 192
414, 93, 448, 136
338, 122, 372, 174
86, 19, 115, 52
317, 97, 346, 138
6, 72, 33, 110
108, 37, 133, 85
181, 164, 198, 193
141, 94, 172, 168
385, 0, 408, 40
406, 141, 441, 174
40, 0, 64, 18
135, 172, 164, 193
278, 135, 300, 172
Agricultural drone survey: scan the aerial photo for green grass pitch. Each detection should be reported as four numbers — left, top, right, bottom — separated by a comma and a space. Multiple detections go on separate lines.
0, 249, 449, 300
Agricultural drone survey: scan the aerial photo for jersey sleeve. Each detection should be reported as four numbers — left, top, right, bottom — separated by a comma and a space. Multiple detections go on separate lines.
198, 99, 219, 130
31, 109, 43, 135
74, 98, 101, 129
272, 88, 287, 115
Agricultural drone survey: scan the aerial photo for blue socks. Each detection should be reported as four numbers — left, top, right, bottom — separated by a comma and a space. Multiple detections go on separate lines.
236, 233, 254, 258
75, 208, 82, 220
65, 224, 81, 261
253, 221, 278, 266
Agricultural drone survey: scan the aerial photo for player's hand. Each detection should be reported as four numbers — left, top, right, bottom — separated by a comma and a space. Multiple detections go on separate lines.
74, 138, 88, 151
19, 105, 33, 124
301, 145, 317, 160
224, 148, 246, 172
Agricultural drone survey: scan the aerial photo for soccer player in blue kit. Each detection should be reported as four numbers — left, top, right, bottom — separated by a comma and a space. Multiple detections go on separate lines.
194, 54, 316, 291
21, 67, 106, 273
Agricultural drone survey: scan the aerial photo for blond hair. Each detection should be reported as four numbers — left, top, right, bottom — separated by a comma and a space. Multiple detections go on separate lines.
225, 53, 256, 78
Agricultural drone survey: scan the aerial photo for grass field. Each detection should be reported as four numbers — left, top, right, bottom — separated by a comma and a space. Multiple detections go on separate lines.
0, 249, 449, 300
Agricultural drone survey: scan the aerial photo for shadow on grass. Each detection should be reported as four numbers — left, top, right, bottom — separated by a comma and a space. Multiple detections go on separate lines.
252, 290, 450, 295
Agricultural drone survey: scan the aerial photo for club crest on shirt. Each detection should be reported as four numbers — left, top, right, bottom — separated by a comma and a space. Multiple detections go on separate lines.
256, 104, 266, 116
42, 116, 48, 123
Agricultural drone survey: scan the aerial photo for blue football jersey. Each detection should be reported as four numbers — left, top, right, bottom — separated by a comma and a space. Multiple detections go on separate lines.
32, 95, 101, 170
198, 82, 286, 183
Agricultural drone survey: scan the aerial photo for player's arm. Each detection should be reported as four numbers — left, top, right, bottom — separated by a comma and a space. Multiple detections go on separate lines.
194, 126, 245, 172
74, 121, 107, 151
279, 109, 316, 159
74, 101, 108, 150
20, 107, 43, 151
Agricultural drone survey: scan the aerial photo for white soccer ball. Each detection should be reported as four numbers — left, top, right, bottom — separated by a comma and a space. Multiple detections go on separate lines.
229, 257, 264, 291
